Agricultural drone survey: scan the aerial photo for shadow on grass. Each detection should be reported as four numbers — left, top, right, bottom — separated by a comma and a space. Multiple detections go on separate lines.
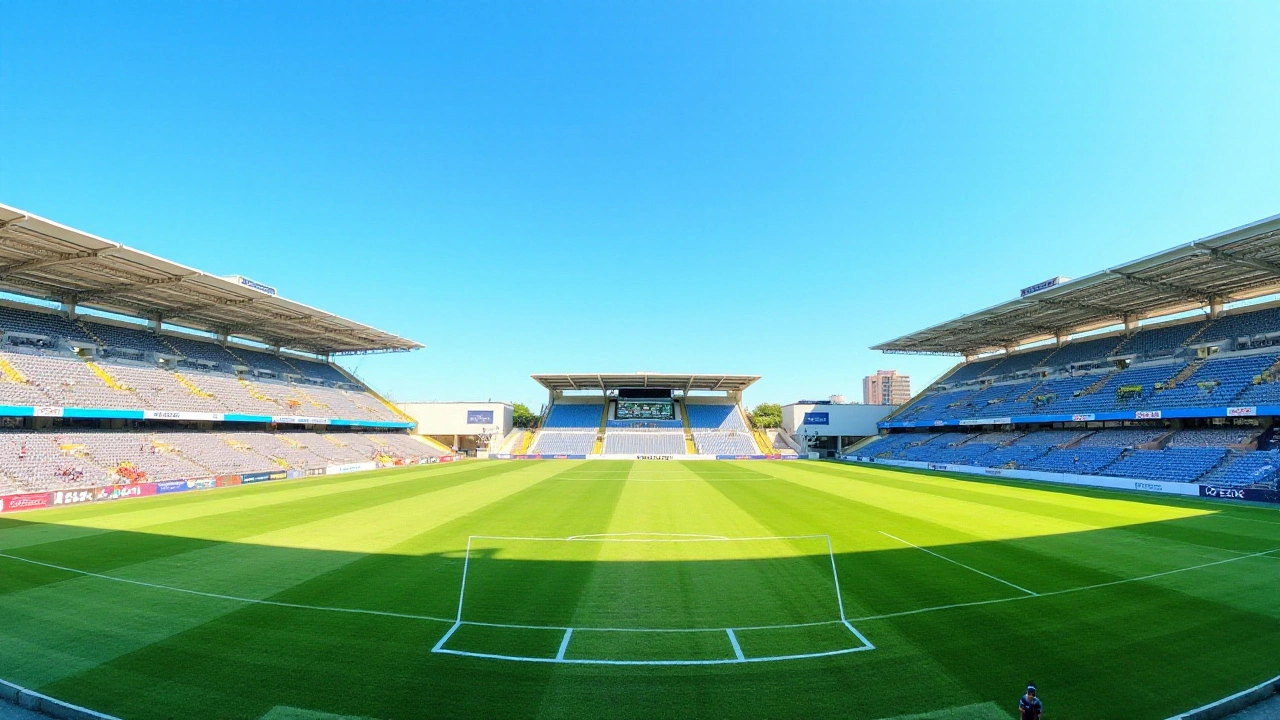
0, 485, 1277, 720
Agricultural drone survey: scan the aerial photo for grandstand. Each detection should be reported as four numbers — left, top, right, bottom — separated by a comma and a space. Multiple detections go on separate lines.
519, 373, 780, 458
0, 203, 439, 500
857, 212, 1280, 493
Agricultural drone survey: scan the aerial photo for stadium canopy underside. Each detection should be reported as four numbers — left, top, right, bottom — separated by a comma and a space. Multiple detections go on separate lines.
0, 203, 420, 356
874, 212, 1280, 357
531, 372, 760, 393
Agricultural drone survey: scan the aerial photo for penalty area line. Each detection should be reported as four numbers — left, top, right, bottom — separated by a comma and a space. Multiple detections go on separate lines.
850, 544, 1280, 624
879, 531, 1039, 596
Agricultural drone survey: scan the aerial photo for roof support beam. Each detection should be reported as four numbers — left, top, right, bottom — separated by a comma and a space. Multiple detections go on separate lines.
1109, 272, 1211, 303
1198, 246, 1280, 279
0, 250, 104, 275
73, 274, 194, 302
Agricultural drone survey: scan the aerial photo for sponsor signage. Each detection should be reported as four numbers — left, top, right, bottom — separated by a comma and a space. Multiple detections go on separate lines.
188, 478, 216, 490
240, 472, 277, 484
467, 410, 495, 425
959, 417, 1012, 426
103, 484, 157, 501
1201, 485, 1246, 500
34, 406, 64, 417
328, 461, 377, 475
51, 489, 96, 506
1227, 406, 1257, 417
802, 412, 830, 426
215, 475, 242, 487
273, 416, 331, 425
156, 480, 190, 494
305, 467, 327, 477
143, 410, 226, 422
1135, 410, 1163, 420
1, 493, 50, 513
1071, 414, 1095, 422
636, 455, 674, 460
1020, 276, 1069, 297
222, 275, 278, 296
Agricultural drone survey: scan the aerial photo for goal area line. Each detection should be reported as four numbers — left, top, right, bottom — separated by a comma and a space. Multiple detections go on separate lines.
433, 532, 876, 665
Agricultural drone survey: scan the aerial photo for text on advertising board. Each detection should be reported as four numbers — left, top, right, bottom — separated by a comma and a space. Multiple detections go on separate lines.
467, 410, 495, 425
802, 412, 829, 425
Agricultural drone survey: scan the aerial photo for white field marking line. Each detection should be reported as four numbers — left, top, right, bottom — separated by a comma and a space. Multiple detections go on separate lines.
431, 643, 876, 666
466, 533, 831, 543
556, 628, 573, 660
879, 531, 1039, 597
849, 544, 1280, 624
440, 618, 847, 633
454, 535, 473, 622
825, 534, 850, 622
563, 532, 730, 540
726, 628, 745, 661
8, 544, 1272, 639
431, 622, 462, 652
0, 551, 456, 624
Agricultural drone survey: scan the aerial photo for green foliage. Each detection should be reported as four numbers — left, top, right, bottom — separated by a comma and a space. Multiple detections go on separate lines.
512, 402, 540, 428
749, 402, 782, 428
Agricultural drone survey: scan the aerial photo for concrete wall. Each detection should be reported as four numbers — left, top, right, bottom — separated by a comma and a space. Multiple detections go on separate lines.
396, 402, 513, 438
782, 403, 895, 437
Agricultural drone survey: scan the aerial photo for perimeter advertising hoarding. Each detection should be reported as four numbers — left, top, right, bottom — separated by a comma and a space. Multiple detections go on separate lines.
1200, 485, 1280, 503
156, 480, 191, 494
215, 475, 242, 487
1, 492, 50, 513
50, 489, 96, 506
101, 484, 158, 501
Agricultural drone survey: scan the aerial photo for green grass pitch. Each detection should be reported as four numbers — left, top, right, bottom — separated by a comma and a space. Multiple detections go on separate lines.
1, 459, 1277, 719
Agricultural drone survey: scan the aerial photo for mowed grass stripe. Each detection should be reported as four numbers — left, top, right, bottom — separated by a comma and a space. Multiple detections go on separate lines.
0, 462, 496, 553
699, 465, 1034, 617
268, 461, 629, 619
0, 463, 534, 599
751, 461, 1253, 593
0, 463, 569, 689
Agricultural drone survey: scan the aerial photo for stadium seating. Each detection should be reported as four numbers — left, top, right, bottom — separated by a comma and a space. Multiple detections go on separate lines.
541, 404, 604, 429
0, 430, 439, 493
0, 303, 399, 424
859, 425, 1275, 487
602, 430, 686, 455
686, 403, 757, 454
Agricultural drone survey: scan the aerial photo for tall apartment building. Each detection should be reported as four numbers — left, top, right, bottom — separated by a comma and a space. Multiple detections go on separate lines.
863, 370, 911, 406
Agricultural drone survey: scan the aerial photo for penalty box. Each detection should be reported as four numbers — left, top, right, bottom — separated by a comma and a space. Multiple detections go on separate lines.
432, 533, 874, 665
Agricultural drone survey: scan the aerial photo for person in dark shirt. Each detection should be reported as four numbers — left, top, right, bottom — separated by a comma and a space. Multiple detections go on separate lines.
1019, 684, 1043, 720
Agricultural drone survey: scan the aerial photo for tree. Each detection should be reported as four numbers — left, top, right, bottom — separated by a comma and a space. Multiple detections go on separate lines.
512, 403, 541, 429
749, 402, 782, 428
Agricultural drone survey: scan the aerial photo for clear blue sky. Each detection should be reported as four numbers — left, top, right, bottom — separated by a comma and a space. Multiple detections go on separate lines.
2, 1, 1278, 410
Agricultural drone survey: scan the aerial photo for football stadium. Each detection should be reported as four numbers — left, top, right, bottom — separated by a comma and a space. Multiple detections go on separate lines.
0, 206, 1278, 720
4, 5, 1280, 719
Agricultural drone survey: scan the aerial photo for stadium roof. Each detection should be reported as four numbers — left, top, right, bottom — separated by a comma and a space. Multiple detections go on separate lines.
531, 372, 760, 393
0, 203, 421, 355
874, 212, 1280, 356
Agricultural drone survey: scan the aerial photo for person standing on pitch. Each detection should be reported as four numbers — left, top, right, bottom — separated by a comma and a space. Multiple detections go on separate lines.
1018, 684, 1043, 720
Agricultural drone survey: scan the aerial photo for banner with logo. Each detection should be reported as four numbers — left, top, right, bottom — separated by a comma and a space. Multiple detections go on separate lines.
1, 492, 51, 513
240, 472, 274, 484
1200, 485, 1280, 503
50, 489, 97, 506
156, 480, 191, 494
188, 478, 217, 490
143, 410, 225, 422
802, 412, 829, 426
467, 410, 495, 424
326, 461, 377, 475
215, 475, 242, 487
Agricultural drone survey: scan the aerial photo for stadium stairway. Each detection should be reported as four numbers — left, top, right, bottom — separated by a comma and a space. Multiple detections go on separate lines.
680, 404, 697, 454
0, 357, 26, 384
84, 361, 130, 392
592, 404, 609, 454
76, 319, 108, 348
173, 372, 214, 399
